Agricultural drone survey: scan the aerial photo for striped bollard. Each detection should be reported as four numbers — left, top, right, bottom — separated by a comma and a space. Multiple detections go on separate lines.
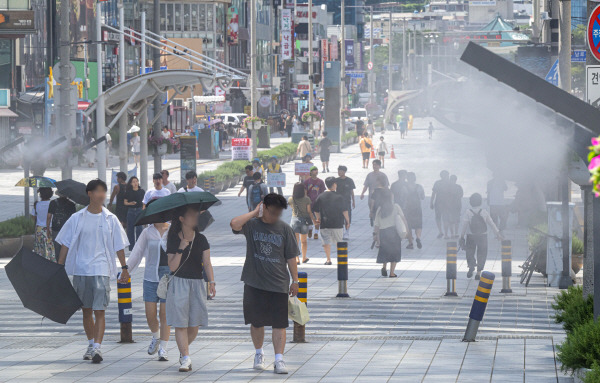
336, 242, 350, 298
445, 241, 458, 296
500, 240, 512, 293
204, 178, 210, 191
117, 275, 134, 343
209, 175, 216, 193
293, 271, 308, 343
463, 271, 495, 342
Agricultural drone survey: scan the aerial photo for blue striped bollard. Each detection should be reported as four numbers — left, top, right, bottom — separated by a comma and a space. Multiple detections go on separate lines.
463, 271, 495, 342
500, 240, 513, 293
293, 271, 308, 343
336, 242, 349, 298
445, 241, 458, 296
117, 275, 134, 343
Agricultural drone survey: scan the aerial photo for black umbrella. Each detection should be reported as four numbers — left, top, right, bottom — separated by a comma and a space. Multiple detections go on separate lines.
55, 179, 89, 206
135, 191, 220, 226
197, 210, 215, 232
5, 248, 83, 324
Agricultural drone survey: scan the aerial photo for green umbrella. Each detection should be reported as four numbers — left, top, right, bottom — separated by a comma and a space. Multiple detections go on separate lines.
135, 192, 220, 226
15, 176, 56, 188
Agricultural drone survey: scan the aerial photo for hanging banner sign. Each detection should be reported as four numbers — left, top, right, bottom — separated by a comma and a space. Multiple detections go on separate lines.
227, 6, 239, 45
282, 8, 293, 60
345, 40, 355, 69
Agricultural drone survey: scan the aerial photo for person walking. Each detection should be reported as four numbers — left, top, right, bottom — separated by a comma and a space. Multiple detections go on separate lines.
238, 165, 256, 211
165, 205, 216, 372
124, 176, 145, 251
360, 159, 389, 201
447, 175, 464, 239
289, 183, 314, 264
108, 171, 128, 227
403, 172, 425, 249
430, 170, 451, 239
178, 171, 204, 192
124, 221, 171, 361
296, 135, 312, 159
46, 192, 76, 260
230, 194, 299, 375
400, 118, 408, 139
31, 187, 55, 261
368, 174, 389, 227
359, 133, 373, 169
285, 115, 293, 137
131, 131, 141, 167
355, 116, 365, 137
428, 122, 434, 139
373, 188, 408, 278
252, 158, 264, 176
318, 131, 332, 173
313, 177, 350, 265
56, 179, 130, 363
487, 174, 508, 232
377, 136, 388, 169
161, 170, 177, 194
266, 156, 283, 195
391, 170, 408, 209
248, 172, 269, 211
304, 166, 326, 239
460, 193, 502, 280
336, 166, 356, 240
292, 115, 300, 133
143, 173, 171, 207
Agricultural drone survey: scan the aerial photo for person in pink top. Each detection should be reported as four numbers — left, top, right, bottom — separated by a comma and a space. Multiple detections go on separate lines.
303, 166, 325, 239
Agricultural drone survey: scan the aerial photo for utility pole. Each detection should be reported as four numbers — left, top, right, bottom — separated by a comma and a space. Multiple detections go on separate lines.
308, 0, 314, 112
250, 0, 257, 158
96, 2, 106, 181
139, 10, 147, 190
558, 0, 571, 92
140, 11, 146, 75
388, 11, 393, 93
402, 18, 406, 89
58, 0, 74, 179
369, 6, 374, 105
118, 2, 128, 172
532, 0, 540, 42
413, 25, 417, 89
152, 0, 162, 172
340, 0, 345, 136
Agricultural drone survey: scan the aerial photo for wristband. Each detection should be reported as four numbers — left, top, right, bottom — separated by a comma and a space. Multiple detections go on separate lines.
292, 281, 299, 284
121, 265, 129, 270
209, 281, 216, 285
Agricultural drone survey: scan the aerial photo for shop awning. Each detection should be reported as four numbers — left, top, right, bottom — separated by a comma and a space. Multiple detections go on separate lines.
0, 108, 18, 117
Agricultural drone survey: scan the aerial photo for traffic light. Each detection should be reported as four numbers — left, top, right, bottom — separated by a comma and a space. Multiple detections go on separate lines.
47, 67, 54, 99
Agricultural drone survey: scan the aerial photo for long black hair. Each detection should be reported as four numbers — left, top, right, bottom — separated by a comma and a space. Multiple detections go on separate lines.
378, 189, 394, 219
127, 176, 139, 191
167, 205, 200, 247
292, 182, 305, 200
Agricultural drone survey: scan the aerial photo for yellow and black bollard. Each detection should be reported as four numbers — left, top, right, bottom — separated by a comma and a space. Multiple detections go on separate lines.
463, 271, 495, 342
204, 178, 210, 191
336, 242, 350, 298
293, 271, 308, 343
500, 240, 512, 293
445, 241, 458, 296
117, 275, 134, 343
209, 175, 216, 193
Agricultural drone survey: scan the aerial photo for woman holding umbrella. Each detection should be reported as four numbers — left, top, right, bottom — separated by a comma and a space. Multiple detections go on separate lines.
31, 187, 55, 261
165, 204, 216, 372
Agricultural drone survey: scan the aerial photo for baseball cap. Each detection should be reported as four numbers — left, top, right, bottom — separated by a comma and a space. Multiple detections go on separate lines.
310, 166, 318, 171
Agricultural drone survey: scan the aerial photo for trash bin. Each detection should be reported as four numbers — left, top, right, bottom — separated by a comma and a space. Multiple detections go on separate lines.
198, 128, 218, 159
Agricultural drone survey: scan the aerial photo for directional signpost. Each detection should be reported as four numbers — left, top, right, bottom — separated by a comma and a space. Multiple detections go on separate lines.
545, 59, 559, 86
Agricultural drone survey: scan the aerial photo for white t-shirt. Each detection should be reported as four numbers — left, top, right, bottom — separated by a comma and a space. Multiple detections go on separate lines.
143, 188, 171, 205
177, 185, 204, 193
31, 200, 50, 227
377, 141, 387, 153
163, 182, 177, 194
131, 136, 141, 153
74, 212, 110, 276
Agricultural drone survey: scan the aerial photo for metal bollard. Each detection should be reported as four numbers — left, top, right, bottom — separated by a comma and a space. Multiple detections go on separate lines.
336, 242, 350, 298
117, 275, 134, 343
445, 241, 458, 296
500, 240, 512, 293
463, 271, 495, 342
209, 175, 216, 193
293, 271, 308, 343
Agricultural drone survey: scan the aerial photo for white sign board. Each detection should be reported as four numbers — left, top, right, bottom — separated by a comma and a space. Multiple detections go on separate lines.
294, 162, 313, 176
231, 138, 252, 161
586, 65, 600, 106
267, 173, 286, 188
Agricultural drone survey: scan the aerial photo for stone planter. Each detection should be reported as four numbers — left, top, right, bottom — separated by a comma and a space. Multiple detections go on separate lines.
573, 254, 584, 275
156, 143, 168, 156
21, 234, 34, 251
0, 237, 23, 258
230, 178, 238, 188
574, 368, 591, 383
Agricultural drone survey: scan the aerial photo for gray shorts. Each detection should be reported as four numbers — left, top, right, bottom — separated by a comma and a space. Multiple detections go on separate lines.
166, 276, 208, 328
320, 228, 344, 246
73, 275, 111, 311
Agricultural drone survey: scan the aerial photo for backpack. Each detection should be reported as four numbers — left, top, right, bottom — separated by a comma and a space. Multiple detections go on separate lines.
469, 209, 487, 234
251, 184, 263, 205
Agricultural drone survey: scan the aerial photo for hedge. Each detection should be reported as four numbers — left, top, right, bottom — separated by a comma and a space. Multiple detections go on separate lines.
0, 215, 36, 238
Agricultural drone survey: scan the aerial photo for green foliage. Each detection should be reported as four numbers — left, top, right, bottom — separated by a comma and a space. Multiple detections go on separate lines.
342, 131, 358, 142
0, 216, 35, 238
257, 143, 298, 163
573, 235, 584, 255
583, 362, 600, 383
557, 319, 600, 372
552, 285, 593, 334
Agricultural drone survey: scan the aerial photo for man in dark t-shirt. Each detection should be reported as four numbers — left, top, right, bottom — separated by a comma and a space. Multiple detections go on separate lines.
313, 177, 350, 265
47, 195, 76, 259
238, 165, 255, 211
318, 131, 332, 173
336, 166, 356, 240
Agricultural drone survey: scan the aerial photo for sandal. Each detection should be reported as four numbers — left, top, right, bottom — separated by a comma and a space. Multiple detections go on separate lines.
389, 274, 398, 278
381, 267, 388, 277
303, 258, 310, 263
324, 261, 332, 265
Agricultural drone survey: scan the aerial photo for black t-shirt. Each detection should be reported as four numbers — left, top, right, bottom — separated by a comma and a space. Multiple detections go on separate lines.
48, 198, 76, 232
243, 175, 254, 196
159, 248, 169, 266
336, 177, 356, 202
313, 191, 346, 229
124, 188, 145, 209
320, 137, 332, 155
166, 232, 210, 279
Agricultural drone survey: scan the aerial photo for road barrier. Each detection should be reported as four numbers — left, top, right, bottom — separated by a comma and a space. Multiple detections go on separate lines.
336, 242, 350, 298
500, 240, 512, 293
117, 276, 134, 343
463, 271, 495, 342
445, 241, 458, 296
293, 271, 308, 343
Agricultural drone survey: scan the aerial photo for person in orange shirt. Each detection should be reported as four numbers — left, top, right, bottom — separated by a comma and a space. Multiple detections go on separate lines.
359, 132, 373, 169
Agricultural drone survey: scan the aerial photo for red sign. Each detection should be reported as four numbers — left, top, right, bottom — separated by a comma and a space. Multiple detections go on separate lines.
231, 138, 251, 146
589, 5, 600, 62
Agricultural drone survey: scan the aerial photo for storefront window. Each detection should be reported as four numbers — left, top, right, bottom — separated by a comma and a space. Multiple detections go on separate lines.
167, 3, 174, 31
183, 4, 190, 31
207, 4, 213, 31
175, 4, 182, 31
191, 4, 198, 31
0, 40, 12, 90
199, 4, 206, 31
160, 4, 167, 31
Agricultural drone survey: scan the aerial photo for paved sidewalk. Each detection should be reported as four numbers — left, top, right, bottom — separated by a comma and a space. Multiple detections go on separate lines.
0, 119, 572, 382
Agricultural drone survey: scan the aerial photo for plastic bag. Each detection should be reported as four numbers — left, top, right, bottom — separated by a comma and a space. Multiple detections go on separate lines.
287, 296, 310, 325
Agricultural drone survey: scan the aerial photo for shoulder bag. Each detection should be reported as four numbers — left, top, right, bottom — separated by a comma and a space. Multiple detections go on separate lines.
394, 204, 408, 239
157, 234, 194, 299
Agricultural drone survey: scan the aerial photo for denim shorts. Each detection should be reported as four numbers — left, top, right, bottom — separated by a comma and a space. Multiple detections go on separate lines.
143, 265, 171, 303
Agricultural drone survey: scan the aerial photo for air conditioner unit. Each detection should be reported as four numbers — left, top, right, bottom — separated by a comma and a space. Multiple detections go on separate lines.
0, 89, 10, 107
540, 12, 550, 20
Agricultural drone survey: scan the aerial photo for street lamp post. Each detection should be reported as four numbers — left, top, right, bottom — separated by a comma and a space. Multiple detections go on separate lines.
340, 0, 345, 137
250, 0, 257, 158
308, 0, 313, 112
346, 5, 374, 106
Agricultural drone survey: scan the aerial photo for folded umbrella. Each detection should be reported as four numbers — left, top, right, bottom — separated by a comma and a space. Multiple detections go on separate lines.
55, 179, 89, 206
135, 191, 220, 226
15, 176, 56, 188
5, 248, 83, 324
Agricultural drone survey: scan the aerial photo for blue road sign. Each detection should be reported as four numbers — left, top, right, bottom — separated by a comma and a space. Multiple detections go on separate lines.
545, 59, 559, 86
572, 50, 586, 62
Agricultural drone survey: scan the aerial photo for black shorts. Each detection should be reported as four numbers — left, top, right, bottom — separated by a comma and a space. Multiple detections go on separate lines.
362, 152, 370, 160
378, 151, 385, 157
320, 152, 330, 162
243, 284, 289, 328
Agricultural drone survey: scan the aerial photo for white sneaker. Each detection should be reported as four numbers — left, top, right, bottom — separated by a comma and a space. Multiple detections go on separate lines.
91, 348, 103, 364
83, 345, 93, 360
274, 360, 288, 374
148, 337, 159, 355
253, 353, 266, 370
158, 347, 168, 361
179, 356, 192, 372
